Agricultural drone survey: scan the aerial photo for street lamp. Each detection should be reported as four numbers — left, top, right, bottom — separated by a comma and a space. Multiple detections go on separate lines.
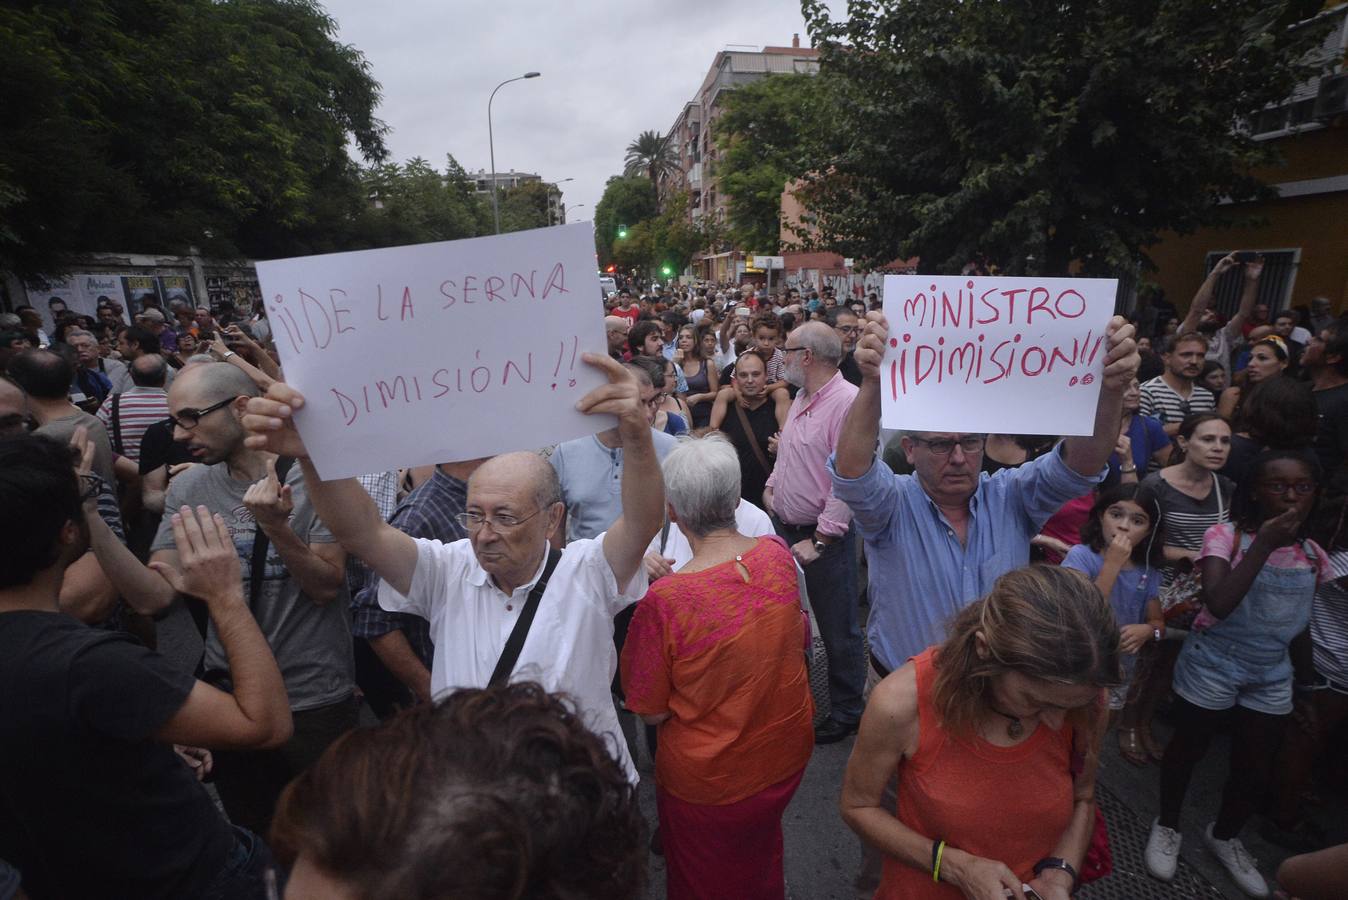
488, 71, 541, 234
565, 203, 585, 225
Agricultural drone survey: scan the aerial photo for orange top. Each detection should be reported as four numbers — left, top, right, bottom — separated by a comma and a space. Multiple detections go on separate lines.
876, 648, 1076, 900
620, 537, 814, 805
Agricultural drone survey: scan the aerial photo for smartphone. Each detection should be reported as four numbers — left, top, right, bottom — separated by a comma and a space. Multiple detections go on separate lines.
1234, 250, 1258, 263
1023, 886, 1044, 900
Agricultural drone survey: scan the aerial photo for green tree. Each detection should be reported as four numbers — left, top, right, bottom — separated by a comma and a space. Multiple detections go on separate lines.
623, 129, 680, 193
713, 73, 826, 253
798, 0, 1331, 274
498, 180, 554, 233
592, 175, 658, 264
357, 155, 488, 246
0, 0, 388, 277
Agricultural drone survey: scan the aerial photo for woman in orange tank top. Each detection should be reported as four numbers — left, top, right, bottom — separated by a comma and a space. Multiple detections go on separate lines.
841, 566, 1120, 900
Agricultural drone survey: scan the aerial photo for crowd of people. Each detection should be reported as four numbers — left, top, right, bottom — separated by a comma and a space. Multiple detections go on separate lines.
0, 261, 1344, 900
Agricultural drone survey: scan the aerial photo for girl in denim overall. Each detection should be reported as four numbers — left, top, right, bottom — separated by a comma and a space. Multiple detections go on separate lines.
1145, 450, 1329, 897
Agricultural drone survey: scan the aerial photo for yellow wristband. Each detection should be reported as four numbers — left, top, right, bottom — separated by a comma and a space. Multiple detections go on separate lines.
933, 840, 946, 883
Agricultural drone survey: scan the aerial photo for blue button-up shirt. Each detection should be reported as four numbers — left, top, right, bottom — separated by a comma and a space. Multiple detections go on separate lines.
829, 446, 1100, 671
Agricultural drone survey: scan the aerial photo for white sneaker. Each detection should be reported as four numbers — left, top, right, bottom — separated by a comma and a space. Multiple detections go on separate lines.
1204, 824, 1269, 897
1145, 818, 1182, 881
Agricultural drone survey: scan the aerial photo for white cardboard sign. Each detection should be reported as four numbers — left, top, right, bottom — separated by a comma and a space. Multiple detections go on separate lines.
881, 274, 1118, 435
254, 224, 608, 480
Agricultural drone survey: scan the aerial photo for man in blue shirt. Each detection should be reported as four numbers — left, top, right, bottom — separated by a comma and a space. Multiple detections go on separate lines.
831, 311, 1140, 677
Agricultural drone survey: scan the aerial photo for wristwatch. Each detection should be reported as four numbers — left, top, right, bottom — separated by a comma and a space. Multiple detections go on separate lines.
1033, 857, 1079, 893
1153, 626, 1163, 643
812, 538, 828, 554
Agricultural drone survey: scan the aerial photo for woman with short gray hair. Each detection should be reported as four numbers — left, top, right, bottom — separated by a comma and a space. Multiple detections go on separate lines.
621, 433, 814, 900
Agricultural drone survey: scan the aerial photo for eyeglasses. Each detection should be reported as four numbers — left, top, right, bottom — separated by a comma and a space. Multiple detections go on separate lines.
911, 435, 987, 456
166, 396, 235, 430
455, 507, 546, 533
643, 393, 666, 409
835, 325, 860, 335
78, 473, 101, 503
782, 346, 809, 354
1260, 481, 1316, 496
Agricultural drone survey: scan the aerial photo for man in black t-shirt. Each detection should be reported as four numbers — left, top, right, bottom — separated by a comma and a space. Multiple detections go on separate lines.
0, 433, 292, 899
709, 351, 787, 504
1305, 320, 1348, 478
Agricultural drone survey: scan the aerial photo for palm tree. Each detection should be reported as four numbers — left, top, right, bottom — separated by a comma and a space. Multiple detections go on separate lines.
623, 130, 679, 191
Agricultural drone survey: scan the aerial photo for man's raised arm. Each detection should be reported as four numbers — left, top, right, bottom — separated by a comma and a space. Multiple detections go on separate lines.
242, 383, 419, 596
835, 310, 888, 479
582, 354, 664, 591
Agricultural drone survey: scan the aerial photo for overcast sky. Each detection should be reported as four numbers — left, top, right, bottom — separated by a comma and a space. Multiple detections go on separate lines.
321, 0, 841, 221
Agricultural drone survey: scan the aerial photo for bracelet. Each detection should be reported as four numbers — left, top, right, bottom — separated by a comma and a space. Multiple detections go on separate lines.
1033, 857, 1079, 893
931, 839, 946, 883
222, 350, 236, 360
1120, 466, 1137, 473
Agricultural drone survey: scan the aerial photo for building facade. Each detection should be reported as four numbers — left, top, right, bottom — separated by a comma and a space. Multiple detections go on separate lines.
1147, 3, 1348, 320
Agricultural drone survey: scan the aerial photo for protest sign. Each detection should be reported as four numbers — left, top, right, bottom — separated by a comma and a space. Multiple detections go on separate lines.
881, 274, 1118, 436
254, 223, 608, 480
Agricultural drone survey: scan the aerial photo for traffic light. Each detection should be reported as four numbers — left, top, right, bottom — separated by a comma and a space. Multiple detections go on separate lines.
617, 224, 628, 239
660, 264, 673, 277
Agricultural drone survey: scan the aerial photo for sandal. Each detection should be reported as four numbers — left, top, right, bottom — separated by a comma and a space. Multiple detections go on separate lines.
1140, 725, 1165, 762
1117, 727, 1150, 767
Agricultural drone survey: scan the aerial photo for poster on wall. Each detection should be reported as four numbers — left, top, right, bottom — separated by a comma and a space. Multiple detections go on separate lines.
23, 278, 81, 333
158, 275, 195, 308
76, 274, 129, 323
122, 276, 162, 315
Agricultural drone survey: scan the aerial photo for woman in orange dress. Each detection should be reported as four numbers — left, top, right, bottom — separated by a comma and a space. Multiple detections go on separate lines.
621, 433, 814, 900
841, 566, 1120, 900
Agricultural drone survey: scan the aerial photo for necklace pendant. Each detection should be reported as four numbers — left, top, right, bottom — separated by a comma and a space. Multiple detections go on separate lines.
1007, 719, 1024, 739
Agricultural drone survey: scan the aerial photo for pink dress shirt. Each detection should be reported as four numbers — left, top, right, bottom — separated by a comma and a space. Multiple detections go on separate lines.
765, 371, 858, 536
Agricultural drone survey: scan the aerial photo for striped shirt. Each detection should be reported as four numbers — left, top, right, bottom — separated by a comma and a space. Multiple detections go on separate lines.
1139, 470, 1234, 590
350, 468, 470, 668
96, 387, 169, 463
1312, 550, 1348, 684
1138, 376, 1215, 429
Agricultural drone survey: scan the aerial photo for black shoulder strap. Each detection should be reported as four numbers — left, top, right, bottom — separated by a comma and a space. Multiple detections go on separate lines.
247, 456, 295, 610
109, 394, 125, 457
489, 547, 563, 687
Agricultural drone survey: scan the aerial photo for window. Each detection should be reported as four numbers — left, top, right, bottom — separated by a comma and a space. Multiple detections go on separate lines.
1203, 249, 1300, 316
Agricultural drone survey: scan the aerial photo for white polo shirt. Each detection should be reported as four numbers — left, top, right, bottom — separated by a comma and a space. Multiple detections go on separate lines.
378, 533, 647, 782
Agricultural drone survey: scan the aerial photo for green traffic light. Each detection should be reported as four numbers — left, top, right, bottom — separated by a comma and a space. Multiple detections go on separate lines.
661, 265, 672, 276
617, 224, 628, 239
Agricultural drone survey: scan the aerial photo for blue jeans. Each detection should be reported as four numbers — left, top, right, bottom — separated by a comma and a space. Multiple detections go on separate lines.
202, 826, 277, 900
774, 519, 864, 724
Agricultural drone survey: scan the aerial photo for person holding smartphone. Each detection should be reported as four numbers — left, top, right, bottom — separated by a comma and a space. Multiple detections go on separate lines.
840, 566, 1119, 900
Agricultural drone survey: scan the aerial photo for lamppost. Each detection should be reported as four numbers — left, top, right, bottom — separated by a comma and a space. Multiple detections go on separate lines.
566, 203, 585, 224
488, 71, 541, 234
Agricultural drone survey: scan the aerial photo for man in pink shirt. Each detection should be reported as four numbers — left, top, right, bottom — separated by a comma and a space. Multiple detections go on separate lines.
763, 321, 861, 743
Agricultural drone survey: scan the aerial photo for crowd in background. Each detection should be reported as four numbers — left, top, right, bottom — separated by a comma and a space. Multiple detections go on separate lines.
0, 256, 1345, 900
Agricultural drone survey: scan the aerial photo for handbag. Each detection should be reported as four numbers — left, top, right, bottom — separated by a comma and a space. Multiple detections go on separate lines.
1081, 806, 1114, 884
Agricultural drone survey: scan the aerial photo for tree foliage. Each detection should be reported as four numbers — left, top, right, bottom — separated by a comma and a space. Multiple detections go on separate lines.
799, 0, 1332, 275
358, 156, 489, 246
608, 192, 707, 281
593, 175, 659, 264
1, 0, 388, 277
713, 73, 828, 253
623, 129, 680, 191
498, 180, 555, 233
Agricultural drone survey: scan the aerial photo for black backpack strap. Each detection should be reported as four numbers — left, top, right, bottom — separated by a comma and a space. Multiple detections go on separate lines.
489, 547, 563, 687
109, 393, 125, 457
247, 456, 295, 610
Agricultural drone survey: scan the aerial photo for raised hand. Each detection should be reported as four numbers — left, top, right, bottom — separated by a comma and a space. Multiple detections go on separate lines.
855, 310, 889, 382
575, 352, 643, 427
242, 382, 310, 458
243, 457, 294, 528
1104, 531, 1133, 568
1100, 316, 1139, 392
148, 505, 245, 604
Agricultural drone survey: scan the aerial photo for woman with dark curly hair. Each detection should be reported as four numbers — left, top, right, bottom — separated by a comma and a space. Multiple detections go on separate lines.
841, 566, 1119, 900
270, 682, 646, 900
